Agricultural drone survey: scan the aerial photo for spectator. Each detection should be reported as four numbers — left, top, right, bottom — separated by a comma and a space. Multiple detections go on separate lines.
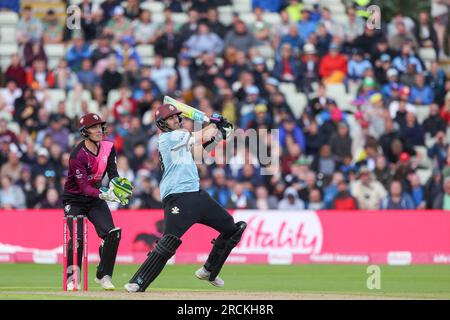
191, 0, 218, 19
91, 35, 118, 74
0, 175, 26, 209
329, 122, 353, 162
332, 180, 358, 210
428, 62, 447, 106
123, 0, 142, 21
315, 23, 333, 57
297, 9, 318, 43
374, 155, 392, 190
26, 59, 56, 90
113, 86, 137, 120
348, 48, 372, 82
388, 86, 416, 120
319, 43, 347, 84
101, 56, 123, 97
380, 180, 416, 209
0, 144, 23, 183
104, 6, 132, 42
206, 8, 228, 39
307, 188, 324, 210
100, 0, 121, 24
252, 0, 281, 12
42, 9, 63, 44
130, 177, 162, 209
76, 58, 99, 90
150, 55, 177, 95
392, 43, 423, 74
179, 8, 199, 41
311, 144, 336, 184
279, 117, 305, 151
427, 130, 449, 170
298, 43, 320, 95
278, 186, 305, 210
185, 22, 224, 58
224, 20, 258, 53
117, 154, 135, 185
116, 36, 141, 68
38, 187, 62, 208
255, 186, 278, 210
409, 73, 434, 105
0, 80, 22, 114
132, 10, 159, 45
413, 11, 439, 56
154, 21, 183, 58
272, 43, 300, 83
432, 0, 449, 59
16, 6, 43, 45
226, 182, 256, 209
23, 39, 47, 68
423, 104, 447, 138
5, 54, 27, 90
250, 7, 271, 45
425, 168, 443, 209
54, 59, 78, 91
399, 112, 425, 147
350, 166, 387, 210
408, 173, 426, 209
280, 24, 303, 56
388, 21, 419, 52
65, 36, 92, 73
286, 0, 303, 23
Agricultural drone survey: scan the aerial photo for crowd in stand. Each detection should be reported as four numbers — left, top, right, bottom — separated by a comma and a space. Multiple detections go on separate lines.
0, 0, 450, 211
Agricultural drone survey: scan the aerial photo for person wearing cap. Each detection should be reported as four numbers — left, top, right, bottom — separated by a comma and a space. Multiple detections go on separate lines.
125, 102, 244, 293
42, 9, 63, 44
381, 68, 400, 99
297, 8, 318, 43
104, 5, 132, 41
350, 166, 387, 210
348, 47, 373, 82
116, 36, 141, 69
62, 113, 134, 291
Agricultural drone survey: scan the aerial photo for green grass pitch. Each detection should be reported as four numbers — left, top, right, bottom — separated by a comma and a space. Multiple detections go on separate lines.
0, 264, 449, 299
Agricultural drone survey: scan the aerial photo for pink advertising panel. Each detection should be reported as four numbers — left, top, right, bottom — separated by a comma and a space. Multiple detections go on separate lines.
0, 209, 449, 265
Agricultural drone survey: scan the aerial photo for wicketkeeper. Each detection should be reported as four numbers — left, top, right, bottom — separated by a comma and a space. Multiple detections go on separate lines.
62, 113, 133, 290
125, 102, 246, 292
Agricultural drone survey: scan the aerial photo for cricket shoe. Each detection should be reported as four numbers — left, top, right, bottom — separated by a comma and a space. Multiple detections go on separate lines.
124, 282, 141, 293
195, 267, 224, 287
95, 275, 115, 290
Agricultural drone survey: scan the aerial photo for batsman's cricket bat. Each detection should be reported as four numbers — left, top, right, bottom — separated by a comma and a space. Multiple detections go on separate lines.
163, 96, 210, 123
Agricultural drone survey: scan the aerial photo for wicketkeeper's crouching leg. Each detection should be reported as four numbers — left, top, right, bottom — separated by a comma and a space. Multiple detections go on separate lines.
199, 221, 247, 285
125, 234, 182, 292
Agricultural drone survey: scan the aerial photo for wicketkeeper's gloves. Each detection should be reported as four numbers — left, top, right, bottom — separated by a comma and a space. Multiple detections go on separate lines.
99, 177, 134, 205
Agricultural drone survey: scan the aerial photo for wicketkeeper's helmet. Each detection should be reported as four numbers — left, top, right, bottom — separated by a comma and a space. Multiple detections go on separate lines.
155, 103, 182, 132
79, 113, 107, 138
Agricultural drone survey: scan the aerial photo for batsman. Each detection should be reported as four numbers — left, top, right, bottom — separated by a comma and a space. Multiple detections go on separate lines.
125, 102, 247, 292
63, 113, 133, 290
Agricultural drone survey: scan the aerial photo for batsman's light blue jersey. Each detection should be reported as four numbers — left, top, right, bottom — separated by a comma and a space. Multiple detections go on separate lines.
158, 129, 199, 201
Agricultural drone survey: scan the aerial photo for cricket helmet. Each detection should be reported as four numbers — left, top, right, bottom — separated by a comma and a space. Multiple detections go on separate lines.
155, 103, 182, 132
79, 113, 106, 138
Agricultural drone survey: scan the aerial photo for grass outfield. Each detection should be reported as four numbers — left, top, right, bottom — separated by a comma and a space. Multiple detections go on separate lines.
0, 264, 449, 299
